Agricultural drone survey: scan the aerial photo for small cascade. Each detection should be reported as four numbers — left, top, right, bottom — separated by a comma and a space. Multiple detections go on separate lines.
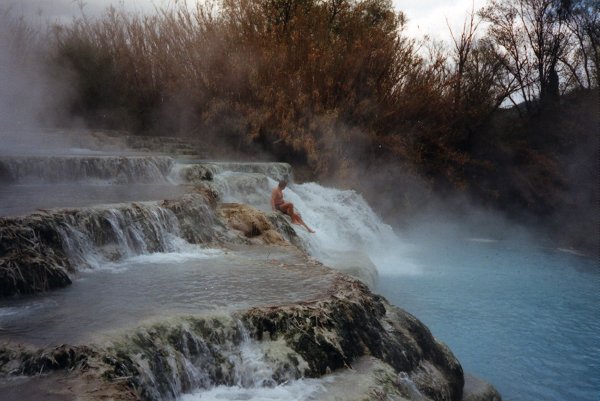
169, 161, 397, 264
0, 155, 175, 184
0, 194, 224, 295
285, 182, 396, 252
275, 182, 423, 278
116, 318, 308, 401
396, 372, 425, 401
228, 322, 300, 389
190, 169, 395, 253
210, 171, 273, 206
62, 197, 223, 268
166, 162, 289, 217
174, 162, 291, 182
206, 162, 292, 180
55, 203, 188, 268
173, 162, 291, 206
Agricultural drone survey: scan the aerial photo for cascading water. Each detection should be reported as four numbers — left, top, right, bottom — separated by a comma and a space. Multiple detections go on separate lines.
206, 169, 600, 401
55, 203, 192, 269
205, 168, 394, 250
180, 329, 324, 401
207, 170, 409, 286
1, 153, 598, 401
0, 155, 190, 216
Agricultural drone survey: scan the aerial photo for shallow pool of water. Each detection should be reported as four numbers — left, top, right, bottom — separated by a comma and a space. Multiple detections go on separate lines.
376, 237, 600, 401
0, 183, 192, 217
0, 245, 335, 347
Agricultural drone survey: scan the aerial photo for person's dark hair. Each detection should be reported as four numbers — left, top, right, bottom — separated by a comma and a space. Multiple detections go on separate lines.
278, 179, 288, 188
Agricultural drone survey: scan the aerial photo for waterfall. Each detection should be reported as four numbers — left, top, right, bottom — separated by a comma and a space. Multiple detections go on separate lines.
173, 162, 291, 205
0, 195, 222, 282
55, 203, 185, 269
200, 169, 395, 252
70, 198, 222, 269
205, 168, 415, 283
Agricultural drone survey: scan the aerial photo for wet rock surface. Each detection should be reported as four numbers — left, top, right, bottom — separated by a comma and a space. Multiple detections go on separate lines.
0, 147, 502, 400
462, 374, 502, 401
0, 192, 224, 296
0, 272, 479, 401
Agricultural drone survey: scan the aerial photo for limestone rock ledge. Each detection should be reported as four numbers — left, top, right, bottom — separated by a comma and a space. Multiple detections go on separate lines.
0, 197, 501, 401
0, 193, 302, 297
0, 272, 501, 401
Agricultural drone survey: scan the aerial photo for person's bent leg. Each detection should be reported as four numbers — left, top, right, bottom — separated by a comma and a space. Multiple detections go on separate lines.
282, 203, 295, 217
281, 203, 313, 232
280, 203, 295, 220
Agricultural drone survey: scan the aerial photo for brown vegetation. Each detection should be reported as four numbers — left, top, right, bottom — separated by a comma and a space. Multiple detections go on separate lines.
2, 0, 598, 250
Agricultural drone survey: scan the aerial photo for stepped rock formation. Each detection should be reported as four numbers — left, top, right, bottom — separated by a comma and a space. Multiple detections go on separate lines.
1, 274, 467, 401
0, 192, 223, 296
0, 147, 500, 401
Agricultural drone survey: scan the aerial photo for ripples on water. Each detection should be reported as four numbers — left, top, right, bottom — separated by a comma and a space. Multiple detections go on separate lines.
376, 238, 600, 401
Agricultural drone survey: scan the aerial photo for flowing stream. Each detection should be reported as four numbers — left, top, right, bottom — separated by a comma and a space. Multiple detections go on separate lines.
0, 151, 598, 401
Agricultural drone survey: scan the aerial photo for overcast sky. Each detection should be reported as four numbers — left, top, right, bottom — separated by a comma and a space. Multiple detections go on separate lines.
8, 0, 487, 40
395, 0, 487, 39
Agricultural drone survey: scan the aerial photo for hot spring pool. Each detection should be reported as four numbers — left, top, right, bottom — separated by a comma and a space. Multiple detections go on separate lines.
375, 236, 599, 401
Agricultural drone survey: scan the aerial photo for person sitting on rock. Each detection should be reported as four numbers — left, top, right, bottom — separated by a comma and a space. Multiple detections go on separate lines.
271, 180, 315, 233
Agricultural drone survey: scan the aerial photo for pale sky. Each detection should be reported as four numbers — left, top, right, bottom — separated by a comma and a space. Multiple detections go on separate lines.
8, 0, 487, 40
395, 0, 487, 40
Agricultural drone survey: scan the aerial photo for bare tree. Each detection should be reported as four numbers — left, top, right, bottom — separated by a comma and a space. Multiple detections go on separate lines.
562, 0, 599, 88
447, 4, 480, 113
445, 4, 512, 141
481, 0, 571, 113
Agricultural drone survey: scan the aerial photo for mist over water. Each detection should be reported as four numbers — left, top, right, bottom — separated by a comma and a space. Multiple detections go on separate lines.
0, 10, 71, 151
376, 232, 600, 401
0, 132, 596, 401
217, 174, 599, 401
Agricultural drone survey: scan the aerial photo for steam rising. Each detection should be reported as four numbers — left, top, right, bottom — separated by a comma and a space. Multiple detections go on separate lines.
0, 9, 72, 153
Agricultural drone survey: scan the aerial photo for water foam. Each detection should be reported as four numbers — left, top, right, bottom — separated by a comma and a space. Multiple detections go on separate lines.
181, 325, 323, 401
102, 244, 224, 270
181, 380, 325, 401
211, 171, 420, 277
